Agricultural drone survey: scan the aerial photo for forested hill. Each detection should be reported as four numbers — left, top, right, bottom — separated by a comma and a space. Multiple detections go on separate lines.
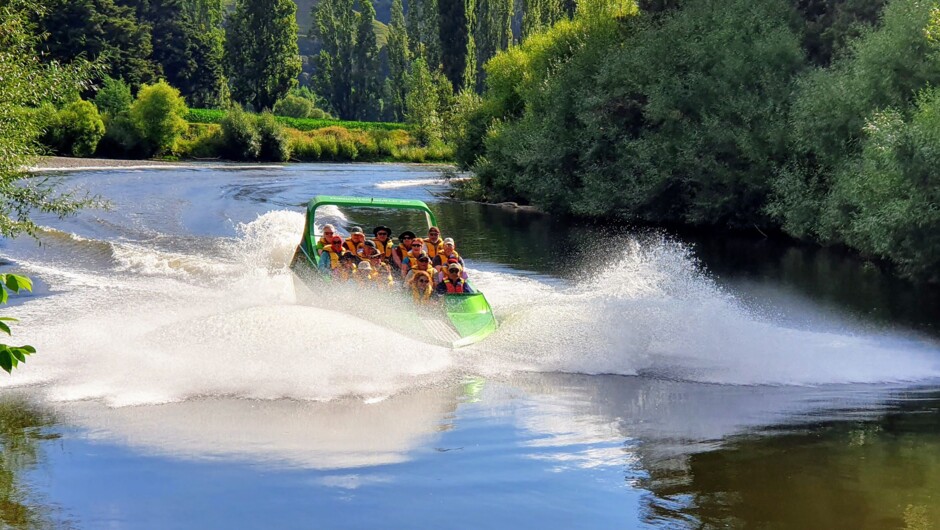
295, 0, 394, 30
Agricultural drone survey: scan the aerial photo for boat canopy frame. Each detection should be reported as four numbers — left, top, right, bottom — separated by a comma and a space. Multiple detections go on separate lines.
301, 195, 439, 258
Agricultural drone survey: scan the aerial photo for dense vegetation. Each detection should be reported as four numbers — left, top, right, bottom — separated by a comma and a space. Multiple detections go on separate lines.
455, 0, 940, 282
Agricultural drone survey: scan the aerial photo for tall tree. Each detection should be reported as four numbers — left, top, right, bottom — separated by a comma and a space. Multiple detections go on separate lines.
405, 57, 442, 145
311, 0, 357, 118
522, 0, 565, 37
351, 0, 380, 120
475, 0, 513, 88
36, 0, 157, 89
225, 0, 302, 111
407, 0, 442, 68
147, 0, 226, 107
438, 0, 471, 90
384, 0, 411, 120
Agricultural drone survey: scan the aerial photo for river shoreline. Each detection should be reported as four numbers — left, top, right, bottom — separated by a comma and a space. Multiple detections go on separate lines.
29, 156, 455, 173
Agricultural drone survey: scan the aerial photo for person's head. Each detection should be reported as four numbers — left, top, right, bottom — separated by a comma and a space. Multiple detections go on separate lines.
427, 226, 441, 242
330, 235, 344, 251
416, 252, 430, 270
322, 224, 336, 239
361, 240, 377, 258
357, 261, 372, 274
373, 226, 392, 241
340, 253, 356, 268
410, 237, 424, 255
443, 237, 455, 252
350, 226, 365, 243
411, 270, 432, 289
446, 263, 462, 279
399, 231, 415, 246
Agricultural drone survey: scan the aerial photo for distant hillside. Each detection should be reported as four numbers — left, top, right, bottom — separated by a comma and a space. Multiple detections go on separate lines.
294, 0, 395, 32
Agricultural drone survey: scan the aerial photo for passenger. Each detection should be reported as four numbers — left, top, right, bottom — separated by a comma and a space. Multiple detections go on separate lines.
409, 270, 434, 305
353, 260, 376, 286
345, 226, 366, 255
393, 230, 416, 270
435, 257, 467, 284
371, 226, 395, 263
401, 237, 425, 277
436, 263, 474, 295
367, 253, 397, 289
424, 226, 444, 259
319, 236, 348, 271
360, 240, 379, 260
317, 224, 336, 249
404, 252, 432, 283
335, 253, 358, 281
432, 237, 464, 271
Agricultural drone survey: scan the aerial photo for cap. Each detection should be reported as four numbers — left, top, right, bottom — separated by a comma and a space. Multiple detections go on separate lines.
363, 240, 377, 248
447, 263, 462, 272
357, 261, 372, 271
447, 257, 459, 264
418, 252, 430, 262
443, 238, 455, 245
399, 230, 416, 240
350, 226, 364, 235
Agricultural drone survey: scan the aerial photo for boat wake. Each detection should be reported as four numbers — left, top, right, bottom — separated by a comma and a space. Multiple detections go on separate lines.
2, 210, 939, 408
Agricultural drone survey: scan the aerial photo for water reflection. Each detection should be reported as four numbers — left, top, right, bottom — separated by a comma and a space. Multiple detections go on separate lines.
0, 394, 62, 529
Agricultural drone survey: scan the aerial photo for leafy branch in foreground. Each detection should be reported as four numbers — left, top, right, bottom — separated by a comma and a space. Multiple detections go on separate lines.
0, 274, 36, 374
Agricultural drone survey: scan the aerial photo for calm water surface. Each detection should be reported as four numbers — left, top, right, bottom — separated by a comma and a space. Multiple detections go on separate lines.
1, 163, 939, 529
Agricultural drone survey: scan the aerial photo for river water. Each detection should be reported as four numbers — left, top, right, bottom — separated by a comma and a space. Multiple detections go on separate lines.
1, 163, 939, 529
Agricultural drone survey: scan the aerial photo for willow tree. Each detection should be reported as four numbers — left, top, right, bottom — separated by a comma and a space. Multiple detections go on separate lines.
225, 0, 302, 111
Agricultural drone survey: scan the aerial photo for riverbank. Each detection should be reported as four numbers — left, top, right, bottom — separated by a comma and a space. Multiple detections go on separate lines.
29, 156, 454, 173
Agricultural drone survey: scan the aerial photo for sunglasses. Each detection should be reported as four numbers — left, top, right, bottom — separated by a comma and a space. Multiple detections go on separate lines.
377, 232, 389, 237
411, 244, 423, 248
416, 279, 429, 284
323, 231, 334, 235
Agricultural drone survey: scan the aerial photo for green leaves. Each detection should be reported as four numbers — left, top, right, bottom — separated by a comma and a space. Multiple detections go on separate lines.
1, 273, 36, 374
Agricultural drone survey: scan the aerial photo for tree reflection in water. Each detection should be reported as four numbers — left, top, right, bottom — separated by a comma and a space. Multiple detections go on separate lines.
0, 394, 61, 529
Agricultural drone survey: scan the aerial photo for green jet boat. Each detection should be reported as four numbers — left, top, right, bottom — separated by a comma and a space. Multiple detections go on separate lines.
289, 195, 498, 348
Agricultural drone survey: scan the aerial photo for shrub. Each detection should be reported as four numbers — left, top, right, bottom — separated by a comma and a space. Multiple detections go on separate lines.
176, 123, 224, 159
42, 100, 106, 157
220, 105, 260, 160
256, 112, 291, 161
273, 94, 316, 118
94, 77, 133, 117
130, 81, 188, 156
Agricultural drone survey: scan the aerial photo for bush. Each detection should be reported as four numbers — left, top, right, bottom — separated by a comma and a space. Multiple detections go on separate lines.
220, 105, 260, 160
130, 81, 188, 156
94, 77, 133, 117
176, 123, 224, 159
256, 112, 291, 161
41, 100, 106, 157
273, 94, 316, 118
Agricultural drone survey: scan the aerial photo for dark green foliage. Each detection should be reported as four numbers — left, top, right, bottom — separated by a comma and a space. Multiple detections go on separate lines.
311, 0, 358, 118
405, 57, 442, 144
225, 0, 302, 111
474, 0, 513, 89
352, 0, 381, 120
772, 0, 940, 239
146, 0, 226, 108
220, 106, 262, 159
256, 112, 292, 161
94, 77, 133, 116
793, 0, 888, 66
383, 0, 410, 121
36, 0, 158, 89
41, 100, 106, 158
438, 0, 471, 90
819, 90, 940, 281
407, 0, 442, 67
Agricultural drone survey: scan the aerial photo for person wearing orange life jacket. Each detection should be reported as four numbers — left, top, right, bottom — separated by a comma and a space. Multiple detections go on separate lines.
423, 226, 444, 259
353, 260, 381, 287
344, 226, 366, 256
363, 243, 396, 288
431, 237, 464, 271
409, 269, 434, 305
316, 224, 336, 249
318, 235, 349, 271
435, 263, 474, 295
392, 230, 415, 270
334, 253, 358, 281
371, 226, 395, 263
400, 237, 426, 277
404, 252, 433, 283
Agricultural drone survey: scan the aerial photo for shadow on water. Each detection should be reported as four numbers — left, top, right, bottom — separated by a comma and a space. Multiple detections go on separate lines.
638, 389, 940, 529
0, 395, 64, 529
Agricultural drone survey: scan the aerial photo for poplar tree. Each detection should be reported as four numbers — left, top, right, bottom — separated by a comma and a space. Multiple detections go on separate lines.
352, 0, 380, 120
312, 0, 357, 118
522, 0, 564, 37
407, 0, 442, 68
438, 0, 470, 90
475, 0, 513, 88
225, 0, 302, 111
384, 0, 411, 121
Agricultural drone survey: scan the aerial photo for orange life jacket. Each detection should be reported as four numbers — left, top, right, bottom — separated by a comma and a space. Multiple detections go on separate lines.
373, 238, 395, 260
321, 248, 344, 269
344, 240, 362, 255
424, 239, 444, 259
443, 279, 465, 294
